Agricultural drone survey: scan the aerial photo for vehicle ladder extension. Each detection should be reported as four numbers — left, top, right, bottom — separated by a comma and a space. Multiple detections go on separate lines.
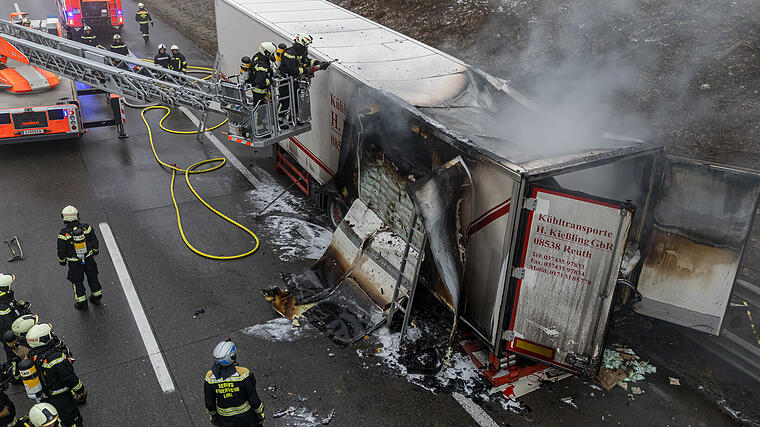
386, 212, 428, 345
0, 19, 311, 146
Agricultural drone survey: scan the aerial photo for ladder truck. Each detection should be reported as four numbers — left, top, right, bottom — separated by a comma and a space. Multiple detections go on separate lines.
0, 19, 311, 147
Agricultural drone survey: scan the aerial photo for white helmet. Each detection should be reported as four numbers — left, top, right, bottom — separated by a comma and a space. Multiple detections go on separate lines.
158, 43, 166, 51
259, 41, 276, 56
26, 323, 53, 349
0, 274, 14, 293
12, 314, 38, 338
113, 34, 121, 41
61, 205, 79, 222
137, 2, 145, 9
212, 340, 236, 366
83, 25, 91, 31
294, 33, 312, 47
170, 44, 179, 51
28, 402, 60, 427
21, 17, 31, 26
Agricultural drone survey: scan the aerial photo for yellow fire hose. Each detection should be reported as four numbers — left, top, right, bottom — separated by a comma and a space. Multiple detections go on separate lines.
133, 63, 260, 260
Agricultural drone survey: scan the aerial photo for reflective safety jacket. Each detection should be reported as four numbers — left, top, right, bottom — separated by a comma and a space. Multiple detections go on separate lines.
250, 52, 272, 95
135, 10, 153, 25
204, 365, 263, 423
57, 221, 99, 265
80, 32, 97, 47
280, 44, 315, 78
170, 52, 187, 73
110, 42, 128, 56
31, 346, 84, 399
154, 51, 171, 69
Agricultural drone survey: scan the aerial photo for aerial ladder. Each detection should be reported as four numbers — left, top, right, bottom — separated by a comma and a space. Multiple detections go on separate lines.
0, 19, 312, 147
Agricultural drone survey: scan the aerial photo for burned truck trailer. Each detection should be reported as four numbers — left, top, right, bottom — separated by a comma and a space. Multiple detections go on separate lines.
215, 0, 760, 377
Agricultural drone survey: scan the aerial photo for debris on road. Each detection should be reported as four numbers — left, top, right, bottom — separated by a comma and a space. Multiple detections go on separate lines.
597, 367, 628, 391
669, 377, 681, 386
321, 409, 335, 425
272, 406, 319, 425
560, 395, 578, 409
631, 386, 644, 395
193, 308, 205, 318
4, 236, 23, 262
242, 317, 318, 342
601, 347, 656, 389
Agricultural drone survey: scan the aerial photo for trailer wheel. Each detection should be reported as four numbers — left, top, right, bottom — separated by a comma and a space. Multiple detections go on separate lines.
328, 197, 346, 230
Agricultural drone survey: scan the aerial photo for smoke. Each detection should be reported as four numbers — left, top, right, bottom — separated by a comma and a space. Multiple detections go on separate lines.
463, 0, 760, 160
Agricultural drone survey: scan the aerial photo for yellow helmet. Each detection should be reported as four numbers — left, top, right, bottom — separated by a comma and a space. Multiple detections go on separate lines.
29, 402, 60, 427
294, 33, 312, 47
61, 205, 79, 222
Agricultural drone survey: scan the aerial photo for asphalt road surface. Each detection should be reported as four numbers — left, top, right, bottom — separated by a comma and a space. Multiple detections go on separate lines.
0, 1, 743, 426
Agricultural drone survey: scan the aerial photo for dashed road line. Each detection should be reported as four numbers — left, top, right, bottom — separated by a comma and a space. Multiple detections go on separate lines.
99, 222, 176, 393
178, 106, 263, 188
453, 392, 500, 427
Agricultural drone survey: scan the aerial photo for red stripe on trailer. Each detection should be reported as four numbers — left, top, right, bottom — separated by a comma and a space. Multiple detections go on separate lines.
468, 199, 511, 236
289, 136, 334, 176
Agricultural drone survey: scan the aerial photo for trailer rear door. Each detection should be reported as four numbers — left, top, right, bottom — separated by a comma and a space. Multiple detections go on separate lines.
635, 156, 760, 335
506, 187, 633, 375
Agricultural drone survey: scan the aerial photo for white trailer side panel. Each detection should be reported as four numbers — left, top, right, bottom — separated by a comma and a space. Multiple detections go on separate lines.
215, 0, 470, 183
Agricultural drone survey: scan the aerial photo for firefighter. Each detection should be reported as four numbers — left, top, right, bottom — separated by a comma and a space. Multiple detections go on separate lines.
135, 3, 153, 44
20, 17, 31, 28
154, 44, 171, 69
109, 34, 128, 55
0, 389, 16, 427
4, 314, 38, 361
0, 274, 22, 365
169, 45, 187, 74
24, 402, 61, 427
79, 26, 97, 48
26, 324, 85, 427
57, 206, 102, 311
250, 42, 276, 105
204, 340, 264, 426
278, 33, 329, 127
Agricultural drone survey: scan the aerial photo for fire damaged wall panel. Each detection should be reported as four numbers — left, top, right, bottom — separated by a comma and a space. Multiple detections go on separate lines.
460, 162, 518, 345
407, 157, 472, 316
652, 158, 760, 248
635, 156, 760, 335
636, 229, 739, 334
271, 199, 422, 344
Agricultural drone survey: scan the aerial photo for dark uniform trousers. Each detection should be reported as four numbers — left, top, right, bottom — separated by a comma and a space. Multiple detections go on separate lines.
205, 366, 264, 427
58, 222, 102, 303
33, 347, 84, 427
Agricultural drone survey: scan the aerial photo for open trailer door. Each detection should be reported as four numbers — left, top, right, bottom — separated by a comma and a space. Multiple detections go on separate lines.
505, 187, 634, 376
635, 156, 760, 335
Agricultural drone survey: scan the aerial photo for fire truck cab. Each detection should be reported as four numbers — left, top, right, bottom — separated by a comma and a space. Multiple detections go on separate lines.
55, 0, 124, 37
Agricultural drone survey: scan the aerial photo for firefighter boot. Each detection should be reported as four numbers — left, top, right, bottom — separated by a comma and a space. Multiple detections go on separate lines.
74, 301, 88, 311
89, 294, 101, 305
144, 34, 150, 44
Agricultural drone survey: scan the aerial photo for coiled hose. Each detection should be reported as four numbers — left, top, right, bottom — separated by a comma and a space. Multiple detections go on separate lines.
127, 63, 259, 259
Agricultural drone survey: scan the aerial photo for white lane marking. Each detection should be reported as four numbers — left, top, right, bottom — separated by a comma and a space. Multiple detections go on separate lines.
453, 393, 500, 427
178, 106, 263, 188
99, 222, 176, 393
